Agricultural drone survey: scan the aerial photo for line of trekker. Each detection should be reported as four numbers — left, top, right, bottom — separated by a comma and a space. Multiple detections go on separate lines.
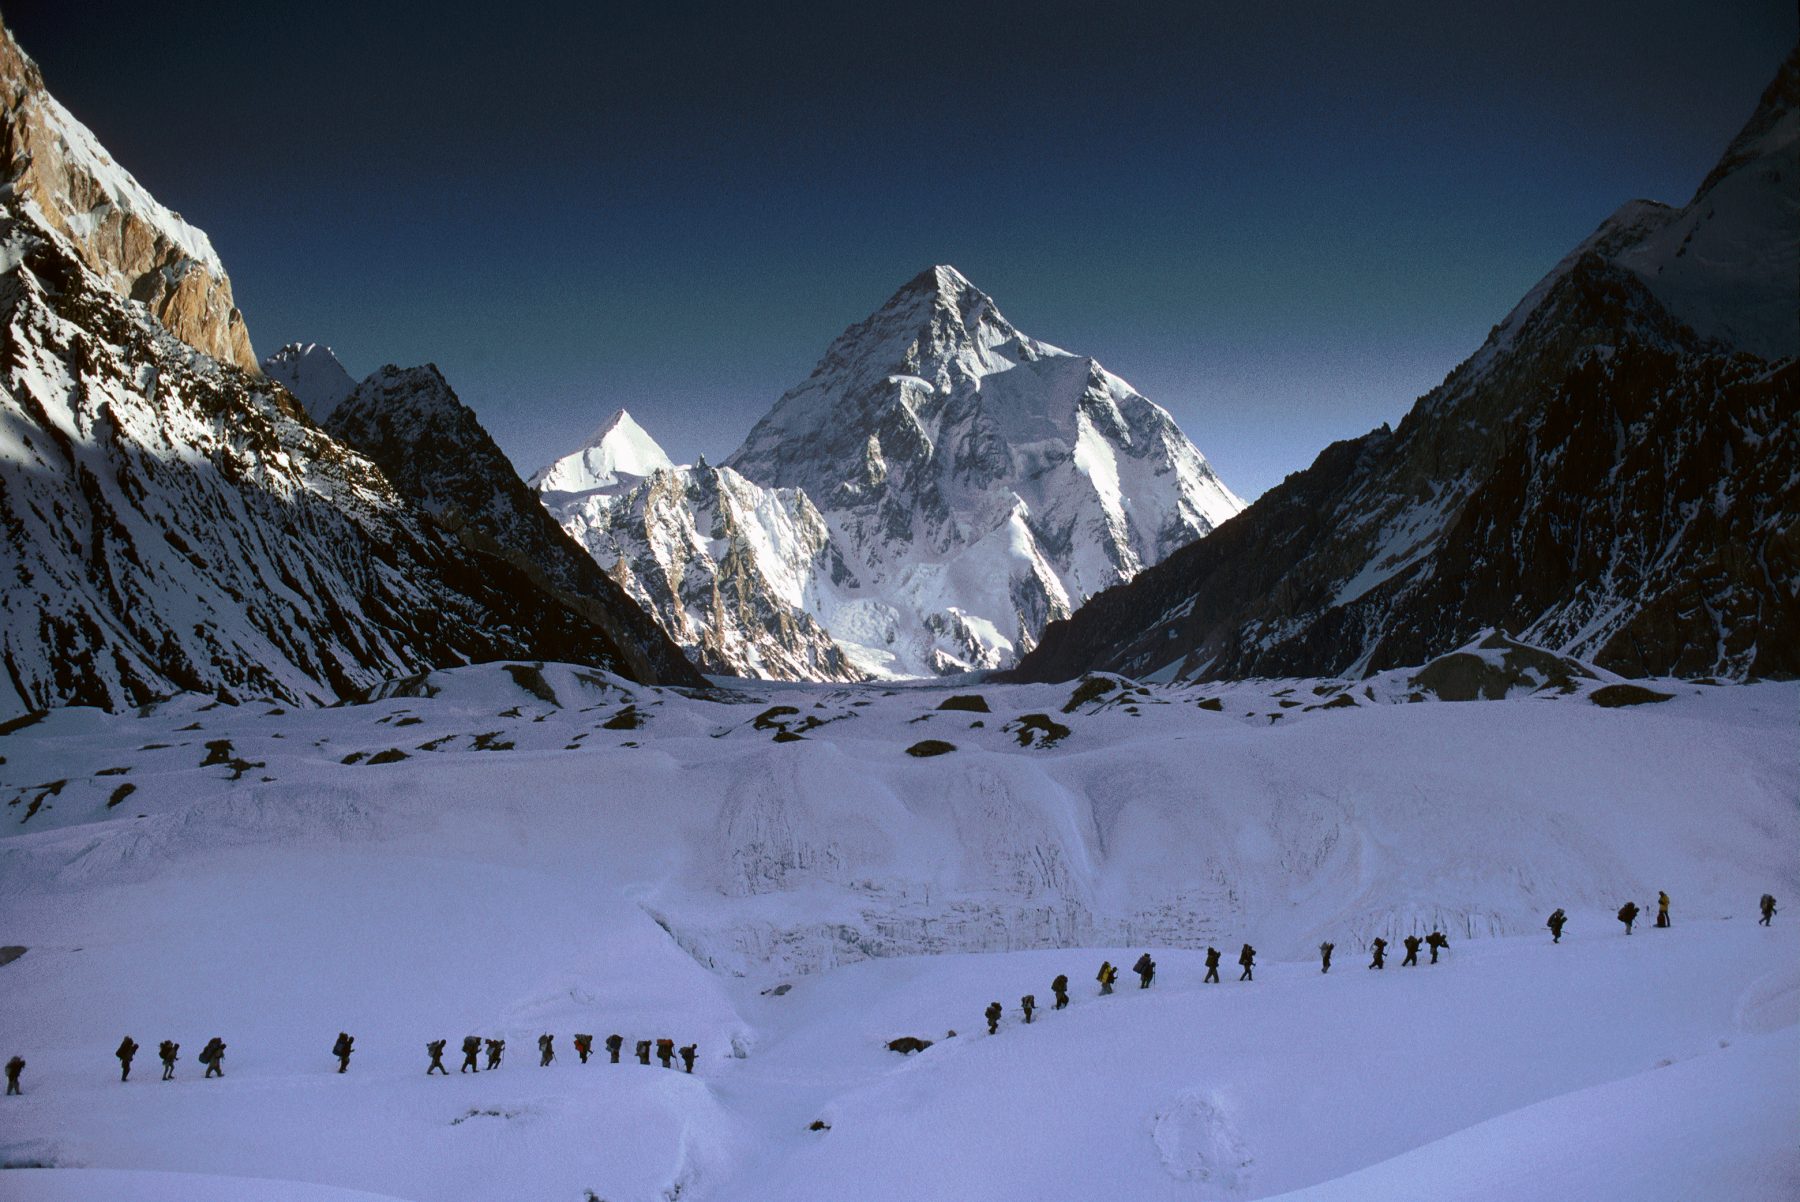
975, 894, 1780, 1035
422, 1033, 698, 1075
1, 1031, 698, 1096
2, 895, 1781, 1096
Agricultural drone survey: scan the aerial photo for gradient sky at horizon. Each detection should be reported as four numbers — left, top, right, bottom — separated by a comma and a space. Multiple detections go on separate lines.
9, 1, 1793, 498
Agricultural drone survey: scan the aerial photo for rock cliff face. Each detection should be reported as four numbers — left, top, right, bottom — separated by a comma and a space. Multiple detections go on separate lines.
325, 368, 707, 687
0, 27, 257, 372
1013, 51, 1800, 685
0, 22, 697, 714
539, 267, 1244, 680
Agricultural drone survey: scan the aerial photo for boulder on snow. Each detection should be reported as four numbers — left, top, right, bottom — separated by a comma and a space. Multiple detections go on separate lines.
1063, 675, 1118, 713
1005, 713, 1072, 748
886, 1036, 934, 1054
1408, 632, 1594, 701
937, 694, 991, 713
1590, 684, 1676, 708
602, 705, 645, 730
905, 739, 957, 757
753, 705, 801, 731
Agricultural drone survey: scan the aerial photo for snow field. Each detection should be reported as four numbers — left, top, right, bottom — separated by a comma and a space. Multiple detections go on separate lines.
1, 665, 1794, 1199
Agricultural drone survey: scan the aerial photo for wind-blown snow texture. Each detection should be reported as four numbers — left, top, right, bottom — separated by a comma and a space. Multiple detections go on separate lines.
539, 266, 1244, 680
1, 662, 1794, 1200
1016, 50, 1800, 687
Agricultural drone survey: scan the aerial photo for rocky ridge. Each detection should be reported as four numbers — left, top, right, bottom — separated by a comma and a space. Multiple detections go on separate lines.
0, 21, 701, 714
1013, 50, 1800, 685
324, 367, 706, 687
0, 28, 256, 372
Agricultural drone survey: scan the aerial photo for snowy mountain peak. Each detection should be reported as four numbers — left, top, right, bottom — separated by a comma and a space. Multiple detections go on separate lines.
531, 408, 676, 495
1471, 46, 1799, 369
357, 363, 456, 407
540, 266, 1243, 680
262, 341, 357, 422
882, 263, 1006, 332
829, 264, 1048, 392
1606, 43, 1800, 360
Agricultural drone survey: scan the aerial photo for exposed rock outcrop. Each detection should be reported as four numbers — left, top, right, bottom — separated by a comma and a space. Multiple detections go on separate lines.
0, 26, 257, 371
1013, 51, 1800, 685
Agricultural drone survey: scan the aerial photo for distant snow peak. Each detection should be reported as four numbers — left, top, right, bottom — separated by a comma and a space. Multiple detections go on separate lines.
538, 266, 1244, 682
532, 408, 675, 495
262, 342, 357, 422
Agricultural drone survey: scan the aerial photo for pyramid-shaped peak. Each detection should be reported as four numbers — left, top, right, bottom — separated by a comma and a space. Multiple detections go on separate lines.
900, 264, 977, 296
883, 264, 993, 315
262, 341, 357, 422
533, 408, 674, 495
839, 263, 1032, 367
327, 364, 475, 434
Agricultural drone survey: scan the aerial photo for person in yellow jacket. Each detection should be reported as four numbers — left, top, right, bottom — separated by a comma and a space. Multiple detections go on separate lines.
1096, 961, 1118, 995
1657, 891, 1671, 928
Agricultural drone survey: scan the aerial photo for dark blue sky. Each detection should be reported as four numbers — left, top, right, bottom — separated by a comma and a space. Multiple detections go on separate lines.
11, 2, 1793, 497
